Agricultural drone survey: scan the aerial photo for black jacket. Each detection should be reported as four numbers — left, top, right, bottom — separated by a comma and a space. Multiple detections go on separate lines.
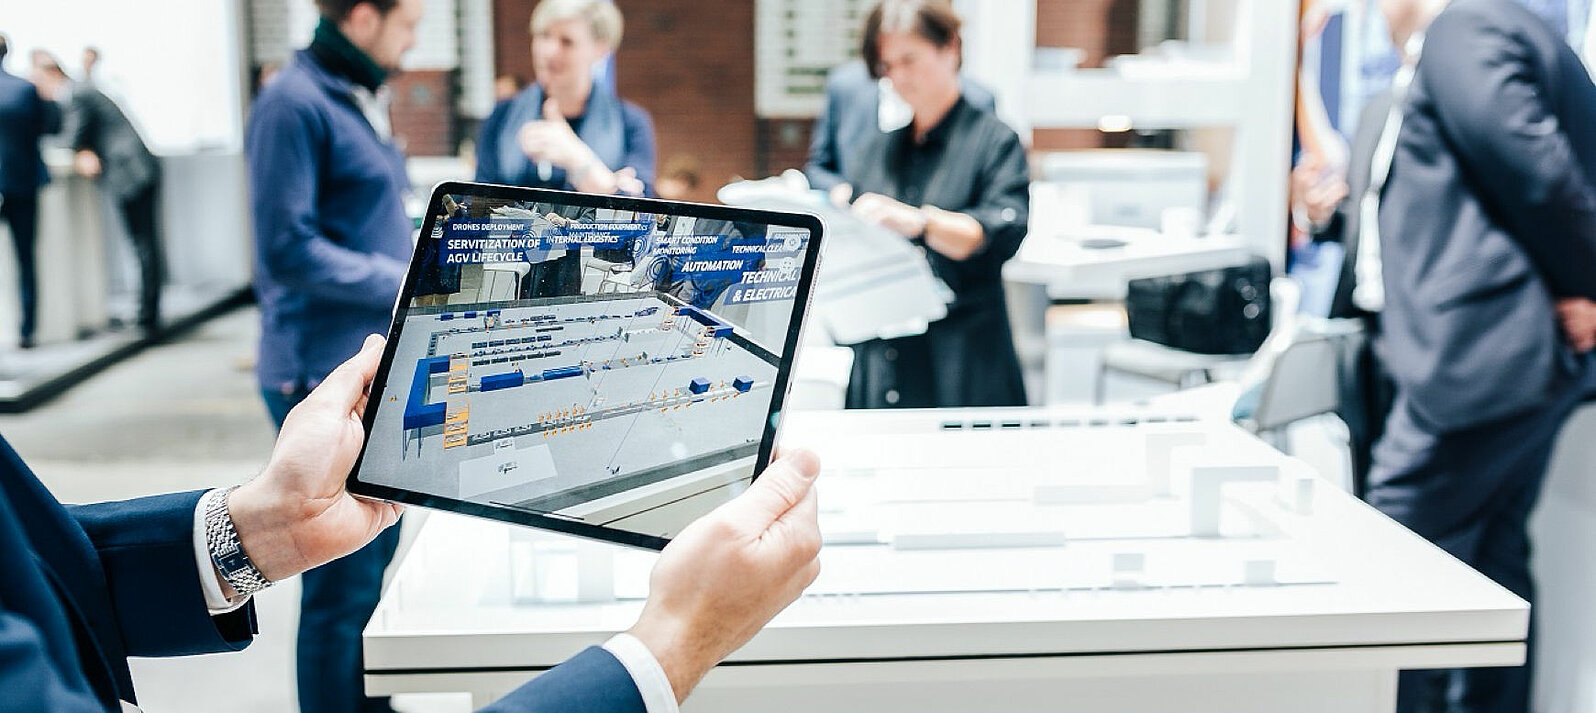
843, 98, 1030, 408
1378, 0, 1596, 432
63, 83, 159, 201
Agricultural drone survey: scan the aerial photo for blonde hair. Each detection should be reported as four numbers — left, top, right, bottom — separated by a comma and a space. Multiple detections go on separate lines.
530, 0, 624, 48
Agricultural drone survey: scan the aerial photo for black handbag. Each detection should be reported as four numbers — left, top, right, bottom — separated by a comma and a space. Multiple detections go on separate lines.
1125, 255, 1272, 355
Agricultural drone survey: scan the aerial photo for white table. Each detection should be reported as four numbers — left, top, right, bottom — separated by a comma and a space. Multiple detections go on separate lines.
364, 406, 1525, 712
1004, 231, 1253, 301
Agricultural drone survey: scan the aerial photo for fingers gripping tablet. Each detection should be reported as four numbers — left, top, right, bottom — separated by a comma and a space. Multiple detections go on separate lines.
347, 182, 824, 549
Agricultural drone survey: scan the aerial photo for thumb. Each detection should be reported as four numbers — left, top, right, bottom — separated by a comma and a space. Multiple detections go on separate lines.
543, 98, 564, 123
723, 449, 820, 530
308, 334, 385, 412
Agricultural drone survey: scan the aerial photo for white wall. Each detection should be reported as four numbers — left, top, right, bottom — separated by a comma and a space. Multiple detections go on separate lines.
3, 0, 249, 153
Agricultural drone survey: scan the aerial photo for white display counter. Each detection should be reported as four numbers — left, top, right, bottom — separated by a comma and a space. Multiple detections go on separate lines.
363, 403, 1525, 712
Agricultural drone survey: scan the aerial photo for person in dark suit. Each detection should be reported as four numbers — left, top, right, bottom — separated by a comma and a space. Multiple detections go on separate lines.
840, 0, 1030, 409
1369, 1, 1596, 711
804, 58, 996, 195
31, 54, 164, 334
0, 336, 824, 713
0, 35, 61, 349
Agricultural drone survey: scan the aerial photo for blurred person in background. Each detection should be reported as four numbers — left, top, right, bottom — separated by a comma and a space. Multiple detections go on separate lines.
839, 0, 1030, 410
0, 34, 60, 350
476, 0, 654, 197
493, 72, 526, 101
31, 52, 163, 335
475, 0, 656, 298
655, 153, 701, 201
243, 0, 420, 711
1368, 1, 1596, 711
80, 46, 99, 83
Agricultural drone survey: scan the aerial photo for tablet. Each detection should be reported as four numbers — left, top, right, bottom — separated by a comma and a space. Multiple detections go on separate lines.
348, 182, 824, 550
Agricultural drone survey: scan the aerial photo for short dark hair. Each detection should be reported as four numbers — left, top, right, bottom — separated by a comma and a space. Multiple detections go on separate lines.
861, 0, 963, 80
316, 0, 399, 21
0, 35, 9, 62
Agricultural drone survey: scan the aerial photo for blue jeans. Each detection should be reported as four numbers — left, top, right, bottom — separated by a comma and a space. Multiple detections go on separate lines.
262, 387, 402, 713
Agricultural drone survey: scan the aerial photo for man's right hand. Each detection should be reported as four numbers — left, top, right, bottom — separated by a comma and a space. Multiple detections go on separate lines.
626, 450, 823, 704
1558, 298, 1596, 352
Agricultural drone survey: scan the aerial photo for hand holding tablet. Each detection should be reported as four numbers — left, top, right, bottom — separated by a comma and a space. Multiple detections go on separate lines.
346, 182, 826, 549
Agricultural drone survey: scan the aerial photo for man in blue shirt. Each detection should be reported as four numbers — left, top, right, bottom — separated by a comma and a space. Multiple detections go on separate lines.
244, 1, 417, 711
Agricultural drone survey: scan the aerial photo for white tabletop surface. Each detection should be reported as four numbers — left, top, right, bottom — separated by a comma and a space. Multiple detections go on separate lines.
1003, 231, 1253, 299
365, 404, 1525, 676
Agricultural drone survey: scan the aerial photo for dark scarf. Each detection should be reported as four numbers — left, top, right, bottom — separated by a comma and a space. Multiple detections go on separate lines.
308, 17, 386, 92
494, 81, 627, 189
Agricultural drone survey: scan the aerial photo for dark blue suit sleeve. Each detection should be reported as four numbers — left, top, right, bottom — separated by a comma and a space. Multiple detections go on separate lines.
246, 96, 407, 310
1420, 6, 1596, 298
68, 491, 256, 657
0, 606, 107, 713
476, 646, 646, 713
804, 80, 847, 191
619, 102, 657, 197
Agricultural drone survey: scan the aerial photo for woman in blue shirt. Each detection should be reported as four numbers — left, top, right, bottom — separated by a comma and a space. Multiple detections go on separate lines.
475, 0, 656, 298
477, 0, 655, 196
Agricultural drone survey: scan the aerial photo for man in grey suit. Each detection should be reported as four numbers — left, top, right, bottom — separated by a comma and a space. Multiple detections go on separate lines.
1371, 1, 1596, 711
32, 53, 164, 334
0, 35, 61, 349
803, 59, 994, 195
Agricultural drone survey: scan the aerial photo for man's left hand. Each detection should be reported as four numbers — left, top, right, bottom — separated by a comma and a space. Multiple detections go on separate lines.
73, 151, 102, 179
228, 335, 402, 583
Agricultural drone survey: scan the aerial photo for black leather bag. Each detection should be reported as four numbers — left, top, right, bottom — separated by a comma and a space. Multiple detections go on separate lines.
1125, 256, 1272, 355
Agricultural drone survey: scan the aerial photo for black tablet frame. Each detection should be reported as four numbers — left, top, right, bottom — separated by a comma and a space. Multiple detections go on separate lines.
346, 181, 825, 550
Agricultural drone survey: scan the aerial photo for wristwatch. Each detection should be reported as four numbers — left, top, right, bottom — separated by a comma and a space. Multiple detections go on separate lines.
202, 486, 273, 597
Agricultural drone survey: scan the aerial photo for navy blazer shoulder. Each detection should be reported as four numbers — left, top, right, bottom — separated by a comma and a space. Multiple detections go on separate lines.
0, 68, 61, 194
1377, 0, 1596, 431
0, 434, 256, 712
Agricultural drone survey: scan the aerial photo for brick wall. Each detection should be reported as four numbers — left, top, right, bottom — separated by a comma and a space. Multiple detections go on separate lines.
390, 70, 458, 157
1034, 0, 1140, 152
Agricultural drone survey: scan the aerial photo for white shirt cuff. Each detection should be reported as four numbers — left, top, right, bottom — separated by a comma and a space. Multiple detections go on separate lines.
601, 633, 680, 713
192, 489, 250, 614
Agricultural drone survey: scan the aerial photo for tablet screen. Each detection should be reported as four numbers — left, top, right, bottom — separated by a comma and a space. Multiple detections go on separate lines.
350, 184, 820, 548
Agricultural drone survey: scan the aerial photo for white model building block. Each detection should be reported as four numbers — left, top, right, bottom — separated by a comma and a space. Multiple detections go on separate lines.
1146, 431, 1207, 496
1290, 476, 1316, 515
1112, 552, 1147, 588
1189, 464, 1280, 537
1243, 558, 1277, 586
1032, 482, 1152, 505
891, 531, 1069, 550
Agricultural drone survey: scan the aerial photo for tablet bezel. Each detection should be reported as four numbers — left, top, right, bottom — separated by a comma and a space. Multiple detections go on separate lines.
346, 181, 825, 550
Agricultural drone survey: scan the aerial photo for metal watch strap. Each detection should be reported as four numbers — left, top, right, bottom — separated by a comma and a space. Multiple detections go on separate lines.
203, 486, 273, 597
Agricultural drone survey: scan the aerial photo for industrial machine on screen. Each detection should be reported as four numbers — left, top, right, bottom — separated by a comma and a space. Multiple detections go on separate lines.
360, 193, 812, 536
